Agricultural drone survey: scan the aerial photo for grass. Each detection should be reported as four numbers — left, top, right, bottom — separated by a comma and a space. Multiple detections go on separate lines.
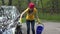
22, 18, 26, 23
21, 13, 60, 23
39, 13, 60, 22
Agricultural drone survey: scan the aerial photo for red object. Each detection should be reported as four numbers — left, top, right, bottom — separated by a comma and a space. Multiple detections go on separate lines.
28, 2, 35, 9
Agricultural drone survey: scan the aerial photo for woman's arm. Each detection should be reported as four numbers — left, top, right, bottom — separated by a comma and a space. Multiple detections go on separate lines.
35, 8, 44, 26
19, 8, 28, 23
35, 8, 41, 24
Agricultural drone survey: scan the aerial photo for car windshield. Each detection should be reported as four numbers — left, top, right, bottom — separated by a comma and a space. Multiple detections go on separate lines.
0, 6, 20, 27
0, 6, 20, 20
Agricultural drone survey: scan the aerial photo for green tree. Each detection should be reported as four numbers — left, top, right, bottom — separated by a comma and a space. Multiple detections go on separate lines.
1, 0, 5, 5
8, 0, 12, 5
28, 0, 31, 4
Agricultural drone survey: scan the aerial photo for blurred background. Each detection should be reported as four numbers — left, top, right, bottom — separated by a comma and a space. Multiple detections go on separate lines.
0, 0, 60, 34
0, 0, 60, 22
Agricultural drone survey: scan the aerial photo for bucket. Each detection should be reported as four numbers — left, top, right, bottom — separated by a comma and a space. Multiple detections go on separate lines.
36, 24, 44, 34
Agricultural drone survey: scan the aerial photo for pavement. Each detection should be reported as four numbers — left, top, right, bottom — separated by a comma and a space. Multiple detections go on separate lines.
22, 21, 60, 34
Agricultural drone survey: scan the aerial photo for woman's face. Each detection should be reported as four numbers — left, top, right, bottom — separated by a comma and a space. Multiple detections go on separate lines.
29, 8, 34, 10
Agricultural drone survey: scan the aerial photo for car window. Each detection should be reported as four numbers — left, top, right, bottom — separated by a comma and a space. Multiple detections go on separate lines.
0, 6, 20, 20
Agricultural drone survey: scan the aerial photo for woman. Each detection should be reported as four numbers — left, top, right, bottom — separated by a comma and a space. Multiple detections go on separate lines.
20, 2, 41, 34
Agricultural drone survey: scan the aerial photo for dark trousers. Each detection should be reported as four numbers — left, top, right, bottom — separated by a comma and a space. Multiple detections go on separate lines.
26, 20, 35, 34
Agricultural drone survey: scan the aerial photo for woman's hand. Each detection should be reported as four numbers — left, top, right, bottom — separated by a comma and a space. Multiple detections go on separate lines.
20, 18, 22, 24
37, 18, 41, 24
38, 21, 41, 24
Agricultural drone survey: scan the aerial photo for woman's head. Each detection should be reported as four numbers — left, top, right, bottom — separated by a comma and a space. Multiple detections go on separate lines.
28, 2, 35, 9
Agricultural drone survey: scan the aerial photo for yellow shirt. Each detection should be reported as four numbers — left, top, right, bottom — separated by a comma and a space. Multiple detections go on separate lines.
26, 8, 37, 20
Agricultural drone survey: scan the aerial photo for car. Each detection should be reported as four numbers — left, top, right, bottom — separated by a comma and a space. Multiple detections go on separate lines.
0, 6, 22, 34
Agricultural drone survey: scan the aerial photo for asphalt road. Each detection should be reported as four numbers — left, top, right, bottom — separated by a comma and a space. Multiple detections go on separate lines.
22, 21, 60, 34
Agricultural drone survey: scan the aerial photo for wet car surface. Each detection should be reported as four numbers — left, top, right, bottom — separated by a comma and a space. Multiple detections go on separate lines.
0, 6, 20, 34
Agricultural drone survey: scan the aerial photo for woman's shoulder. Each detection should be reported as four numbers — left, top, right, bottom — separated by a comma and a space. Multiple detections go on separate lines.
34, 8, 37, 12
25, 8, 29, 11
34, 8, 37, 10
26, 8, 29, 10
